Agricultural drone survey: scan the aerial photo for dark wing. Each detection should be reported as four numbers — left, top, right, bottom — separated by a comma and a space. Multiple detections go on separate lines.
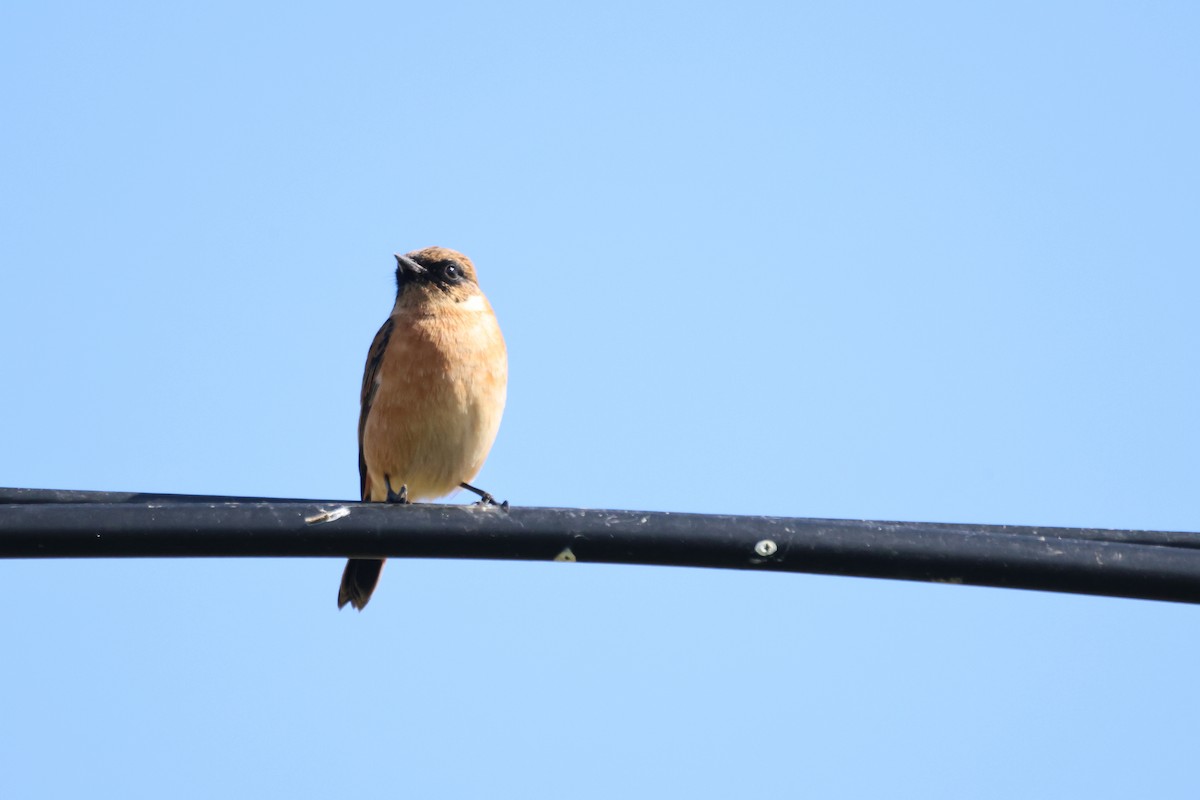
358, 317, 395, 501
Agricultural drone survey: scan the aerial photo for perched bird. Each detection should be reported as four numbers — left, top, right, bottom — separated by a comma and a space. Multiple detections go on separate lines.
338, 247, 508, 610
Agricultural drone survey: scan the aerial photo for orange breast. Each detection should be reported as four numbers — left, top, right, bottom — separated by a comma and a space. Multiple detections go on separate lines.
360, 302, 507, 502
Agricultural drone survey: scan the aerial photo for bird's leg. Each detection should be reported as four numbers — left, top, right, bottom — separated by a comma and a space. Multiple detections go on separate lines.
384, 476, 409, 504
460, 481, 508, 510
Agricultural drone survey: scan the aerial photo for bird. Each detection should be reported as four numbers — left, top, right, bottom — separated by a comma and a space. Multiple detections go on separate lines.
338, 246, 508, 610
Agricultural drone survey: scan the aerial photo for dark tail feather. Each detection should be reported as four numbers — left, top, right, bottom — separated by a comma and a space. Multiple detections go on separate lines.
338, 558, 386, 610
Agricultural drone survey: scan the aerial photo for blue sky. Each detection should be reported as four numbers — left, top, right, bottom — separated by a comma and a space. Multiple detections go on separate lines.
2, 2, 1199, 797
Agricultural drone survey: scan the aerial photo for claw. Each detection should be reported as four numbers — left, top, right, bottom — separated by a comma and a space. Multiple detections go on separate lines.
460, 481, 507, 508
384, 476, 409, 504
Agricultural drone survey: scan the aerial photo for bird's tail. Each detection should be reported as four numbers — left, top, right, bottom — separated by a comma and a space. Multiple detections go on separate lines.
338, 558, 386, 610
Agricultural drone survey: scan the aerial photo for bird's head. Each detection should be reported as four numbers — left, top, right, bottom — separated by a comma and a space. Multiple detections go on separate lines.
392, 246, 485, 311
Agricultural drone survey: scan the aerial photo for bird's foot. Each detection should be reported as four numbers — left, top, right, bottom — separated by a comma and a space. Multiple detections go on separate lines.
460, 481, 508, 510
384, 476, 409, 504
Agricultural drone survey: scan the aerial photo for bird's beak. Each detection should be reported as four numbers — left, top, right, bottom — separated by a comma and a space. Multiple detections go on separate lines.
395, 253, 426, 276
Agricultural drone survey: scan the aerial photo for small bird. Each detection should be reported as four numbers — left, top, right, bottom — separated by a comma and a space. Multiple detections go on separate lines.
338, 247, 508, 610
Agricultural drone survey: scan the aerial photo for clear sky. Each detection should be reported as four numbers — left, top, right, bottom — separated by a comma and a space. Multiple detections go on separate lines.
2, 2, 1199, 798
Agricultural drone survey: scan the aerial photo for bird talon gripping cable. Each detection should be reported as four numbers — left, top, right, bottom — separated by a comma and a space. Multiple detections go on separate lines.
338, 247, 508, 610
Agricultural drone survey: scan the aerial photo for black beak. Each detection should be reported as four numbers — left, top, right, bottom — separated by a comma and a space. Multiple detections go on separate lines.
394, 253, 426, 276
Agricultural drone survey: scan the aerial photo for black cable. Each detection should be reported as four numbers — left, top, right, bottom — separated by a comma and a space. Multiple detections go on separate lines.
2, 486, 1199, 604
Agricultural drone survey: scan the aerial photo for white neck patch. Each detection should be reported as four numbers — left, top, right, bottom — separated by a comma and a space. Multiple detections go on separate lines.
458, 294, 487, 311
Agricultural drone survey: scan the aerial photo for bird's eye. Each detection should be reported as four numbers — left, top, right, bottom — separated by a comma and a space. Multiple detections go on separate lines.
444, 264, 459, 279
